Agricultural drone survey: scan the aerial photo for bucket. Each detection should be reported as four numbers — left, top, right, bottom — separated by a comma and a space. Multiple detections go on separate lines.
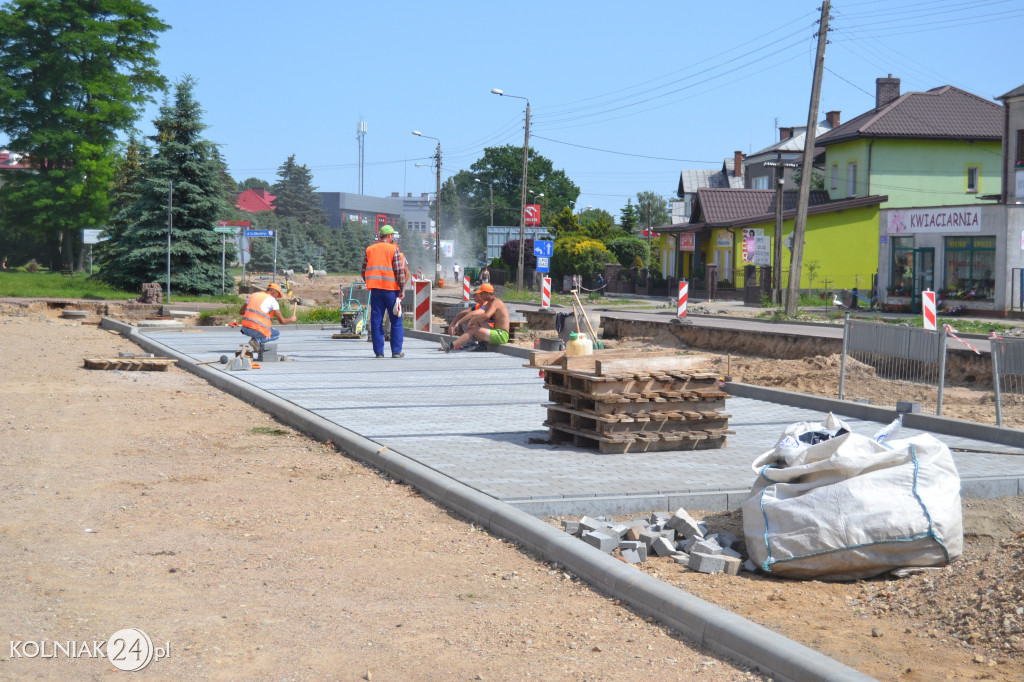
565, 332, 593, 356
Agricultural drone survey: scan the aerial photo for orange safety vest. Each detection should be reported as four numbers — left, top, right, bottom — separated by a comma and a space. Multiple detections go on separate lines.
473, 301, 495, 328
241, 291, 275, 338
364, 242, 400, 291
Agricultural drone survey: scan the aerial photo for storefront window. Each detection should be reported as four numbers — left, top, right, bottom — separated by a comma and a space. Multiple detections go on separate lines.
890, 237, 913, 296
943, 236, 995, 300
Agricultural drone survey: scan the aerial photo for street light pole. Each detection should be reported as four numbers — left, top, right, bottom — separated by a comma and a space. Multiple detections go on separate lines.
413, 131, 442, 287
492, 88, 530, 290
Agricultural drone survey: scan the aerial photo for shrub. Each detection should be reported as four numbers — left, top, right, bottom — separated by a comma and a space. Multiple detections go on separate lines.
554, 236, 611, 282
605, 236, 650, 269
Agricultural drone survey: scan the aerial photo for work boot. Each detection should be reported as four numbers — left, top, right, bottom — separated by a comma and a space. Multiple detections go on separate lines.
392, 352, 404, 358
439, 337, 453, 353
375, 353, 384, 358
248, 338, 261, 354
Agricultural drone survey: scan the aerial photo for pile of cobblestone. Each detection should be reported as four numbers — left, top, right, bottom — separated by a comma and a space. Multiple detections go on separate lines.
562, 508, 752, 575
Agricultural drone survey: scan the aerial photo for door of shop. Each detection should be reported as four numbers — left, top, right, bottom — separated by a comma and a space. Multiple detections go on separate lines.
911, 247, 935, 313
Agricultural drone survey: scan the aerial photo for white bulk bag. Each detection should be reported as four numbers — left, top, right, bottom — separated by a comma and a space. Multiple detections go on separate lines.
742, 413, 963, 581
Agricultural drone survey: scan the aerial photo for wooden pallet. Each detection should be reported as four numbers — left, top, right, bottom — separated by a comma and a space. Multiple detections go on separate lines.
83, 357, 173, 371
546, 422, 731, 454
545, 403, 733, 436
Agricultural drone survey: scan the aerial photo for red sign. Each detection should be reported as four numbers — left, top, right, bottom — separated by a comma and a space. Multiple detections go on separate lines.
217, 221, 251, 226
524, 204, 541, 227
678, 234, 695, 251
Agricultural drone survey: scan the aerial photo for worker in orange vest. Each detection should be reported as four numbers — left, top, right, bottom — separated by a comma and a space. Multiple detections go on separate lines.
239, 282, 296, 350
362, 225, 407, 358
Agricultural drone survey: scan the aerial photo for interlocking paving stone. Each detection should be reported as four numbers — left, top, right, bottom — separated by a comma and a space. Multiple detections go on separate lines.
142, 327, 1024, 517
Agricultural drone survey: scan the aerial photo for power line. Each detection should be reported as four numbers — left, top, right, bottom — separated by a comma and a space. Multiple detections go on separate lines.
532, 135, 718, 163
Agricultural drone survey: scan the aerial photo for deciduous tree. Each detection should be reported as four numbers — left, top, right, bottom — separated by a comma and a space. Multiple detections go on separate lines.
0, 0, 167, 269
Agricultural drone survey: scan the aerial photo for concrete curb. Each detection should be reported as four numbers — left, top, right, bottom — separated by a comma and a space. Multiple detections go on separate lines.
725, 382, 1024, 449
108, 317, 874, 682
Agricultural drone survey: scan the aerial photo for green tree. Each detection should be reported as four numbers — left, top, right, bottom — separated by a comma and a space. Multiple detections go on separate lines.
548, 206, 582, 240
605, 236, 651, 269
271, 155, 325, 227
619, 198, 639, 233
0, 0, 168, 270
97, 77, 230, 294
635, 191, 669, 234
580, 208, 615, 241
237, 177, 272, 192
552, 235, 610, 283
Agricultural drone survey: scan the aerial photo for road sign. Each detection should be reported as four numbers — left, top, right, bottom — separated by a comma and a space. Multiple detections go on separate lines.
218, 220, 250, 227
245, 230, 274, 237
533, 240, 553, 258
213, 226, 238, 235
82, 229, 108, 244
536, 256, 550, 273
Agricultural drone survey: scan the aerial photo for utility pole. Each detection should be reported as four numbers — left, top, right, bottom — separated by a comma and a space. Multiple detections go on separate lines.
434, 142, 442, 287
785, 0, 830, 316
517, 101, 530, 291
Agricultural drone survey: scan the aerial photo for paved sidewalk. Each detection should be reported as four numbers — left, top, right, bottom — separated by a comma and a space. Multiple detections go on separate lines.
139, 326, 1024, 517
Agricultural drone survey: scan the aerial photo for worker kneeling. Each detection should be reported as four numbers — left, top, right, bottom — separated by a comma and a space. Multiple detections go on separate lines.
240, 282, 297, 351
439, 283, 509, 352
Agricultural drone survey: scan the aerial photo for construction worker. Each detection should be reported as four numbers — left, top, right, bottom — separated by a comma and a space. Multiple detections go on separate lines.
362, 225, 407, 358
239, 282, 297, 351
440, 283, 509, 352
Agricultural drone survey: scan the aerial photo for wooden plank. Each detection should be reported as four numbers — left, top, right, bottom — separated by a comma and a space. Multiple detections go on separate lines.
83, 358, 173, 371
595, 355, 712, 377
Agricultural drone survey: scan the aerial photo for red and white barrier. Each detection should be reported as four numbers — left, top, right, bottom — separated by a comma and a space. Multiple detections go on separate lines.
463, 276, 471, 301
922, 289, 936, 330
677, 281, 688, 318
413, 280, 432, 332
541, 277, 551, 308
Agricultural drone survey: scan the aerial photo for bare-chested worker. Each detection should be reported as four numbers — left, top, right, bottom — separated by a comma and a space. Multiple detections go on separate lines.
439, 283, 509, 352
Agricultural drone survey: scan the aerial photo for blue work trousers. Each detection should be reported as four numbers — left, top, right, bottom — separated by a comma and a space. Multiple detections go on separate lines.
369, 288, 403, 356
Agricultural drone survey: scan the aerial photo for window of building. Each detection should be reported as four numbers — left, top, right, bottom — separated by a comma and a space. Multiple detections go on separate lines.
1016, 130, 1024, 166
890, 237, 914, 296
751, 175, 769, 189
831, 163, 838, 190
966, 166, 979, 193
846, 162, 857, 197
943, 236, 995, 300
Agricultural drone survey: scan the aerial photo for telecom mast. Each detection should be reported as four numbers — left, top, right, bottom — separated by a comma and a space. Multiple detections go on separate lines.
356, 118, 367, 194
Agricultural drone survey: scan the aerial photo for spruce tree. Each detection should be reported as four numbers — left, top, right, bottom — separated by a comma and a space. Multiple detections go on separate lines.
98, 77, 229, 294
272, 155, 325, 227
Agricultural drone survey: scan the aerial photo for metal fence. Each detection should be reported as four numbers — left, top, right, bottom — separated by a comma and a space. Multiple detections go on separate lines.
992, 337, 1024, 427
839, 319, 948, 414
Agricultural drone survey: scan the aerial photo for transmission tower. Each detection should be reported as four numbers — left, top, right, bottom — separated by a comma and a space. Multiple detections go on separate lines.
356, 118, 367, 194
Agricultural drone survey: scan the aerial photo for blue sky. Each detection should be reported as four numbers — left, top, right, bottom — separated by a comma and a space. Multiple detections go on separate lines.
62, 1, 1024, 218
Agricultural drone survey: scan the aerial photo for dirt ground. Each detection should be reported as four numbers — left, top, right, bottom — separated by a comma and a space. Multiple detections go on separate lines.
1, 297, 1023, 681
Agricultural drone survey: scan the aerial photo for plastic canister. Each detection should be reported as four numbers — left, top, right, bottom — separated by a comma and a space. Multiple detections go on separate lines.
565, 332, 593, 356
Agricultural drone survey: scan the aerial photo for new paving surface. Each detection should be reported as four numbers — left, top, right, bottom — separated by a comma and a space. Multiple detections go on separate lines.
139, 326, 1024, 517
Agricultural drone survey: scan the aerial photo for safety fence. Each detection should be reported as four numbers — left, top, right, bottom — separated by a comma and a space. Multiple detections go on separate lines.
839, 319, 948, 415
992, 337, 1024, 428
839, 319, 1024, 429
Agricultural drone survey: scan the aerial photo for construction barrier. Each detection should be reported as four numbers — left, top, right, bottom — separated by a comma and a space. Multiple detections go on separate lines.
923, 289, 936, 330
413, 280, 432, 333
542, 277, 551, 308
463, 277, 471, 301
677, 281, 688, 318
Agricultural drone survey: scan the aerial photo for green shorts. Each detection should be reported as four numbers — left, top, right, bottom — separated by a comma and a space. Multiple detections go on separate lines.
489, 328, 509, 345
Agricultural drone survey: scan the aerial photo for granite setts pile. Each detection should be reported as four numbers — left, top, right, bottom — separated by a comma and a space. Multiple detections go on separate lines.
561, 508, 754, 575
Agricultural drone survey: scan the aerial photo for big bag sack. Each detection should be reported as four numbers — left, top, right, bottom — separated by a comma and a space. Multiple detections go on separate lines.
742, 413, 963, 581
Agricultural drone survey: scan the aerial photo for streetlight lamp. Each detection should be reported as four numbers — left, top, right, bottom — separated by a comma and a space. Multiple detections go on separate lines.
412, 130, 442, 286
474, 177, 494, 227
529, 190, 544, 223
492, 88, 530, 290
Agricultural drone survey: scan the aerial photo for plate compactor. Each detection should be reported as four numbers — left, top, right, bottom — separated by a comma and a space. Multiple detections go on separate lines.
333, 282, 369, 339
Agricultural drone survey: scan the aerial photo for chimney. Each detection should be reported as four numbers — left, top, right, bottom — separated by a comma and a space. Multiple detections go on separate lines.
733, 151, 744, 178
391, 192, 399, 197
876, 75, 900, 109
779, 127, 793, 141
825, 110, 841, 129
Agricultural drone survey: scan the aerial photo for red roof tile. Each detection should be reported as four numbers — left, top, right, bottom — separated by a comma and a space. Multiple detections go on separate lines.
235, 188, 276, 213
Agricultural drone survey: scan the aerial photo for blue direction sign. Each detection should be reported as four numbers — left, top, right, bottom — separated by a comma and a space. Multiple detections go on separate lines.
533, 240, 553, 273
245, 230, 275, 237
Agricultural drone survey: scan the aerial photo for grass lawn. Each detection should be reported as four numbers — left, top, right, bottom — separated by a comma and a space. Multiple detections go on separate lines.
0, 270, 239, 303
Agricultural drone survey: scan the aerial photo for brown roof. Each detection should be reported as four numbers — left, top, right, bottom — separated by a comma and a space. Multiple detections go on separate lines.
815, 85, 1002, 145
656, 188, 887, 232
998, 83, 1024, 100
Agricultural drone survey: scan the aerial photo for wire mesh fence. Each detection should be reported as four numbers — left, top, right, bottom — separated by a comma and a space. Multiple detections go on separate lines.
839, 319, 948, 414
992, 337, 1024, 428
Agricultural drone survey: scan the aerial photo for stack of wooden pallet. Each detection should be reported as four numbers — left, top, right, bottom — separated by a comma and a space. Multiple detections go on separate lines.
528, 349, 731, 454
